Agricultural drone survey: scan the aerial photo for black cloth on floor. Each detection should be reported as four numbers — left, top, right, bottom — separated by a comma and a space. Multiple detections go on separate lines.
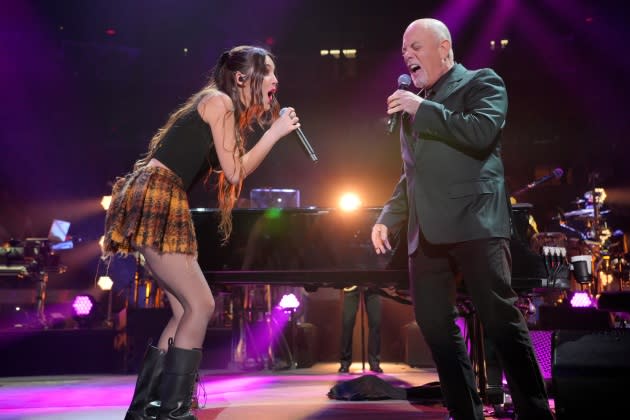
327, 375, 442, 404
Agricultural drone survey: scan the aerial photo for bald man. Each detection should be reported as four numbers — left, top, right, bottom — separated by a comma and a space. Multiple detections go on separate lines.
372, 19, 553, 420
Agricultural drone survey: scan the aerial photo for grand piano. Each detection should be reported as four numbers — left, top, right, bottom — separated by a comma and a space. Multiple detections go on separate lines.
192, 207, 407, 290
192, 206, 555, 292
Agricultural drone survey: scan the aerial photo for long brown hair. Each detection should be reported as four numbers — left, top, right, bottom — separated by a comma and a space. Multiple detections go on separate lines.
134, 45, 280, 242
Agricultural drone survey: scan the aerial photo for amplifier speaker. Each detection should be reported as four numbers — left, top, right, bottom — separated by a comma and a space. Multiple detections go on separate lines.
552, 329, 630, 419
539, 305, 613, 330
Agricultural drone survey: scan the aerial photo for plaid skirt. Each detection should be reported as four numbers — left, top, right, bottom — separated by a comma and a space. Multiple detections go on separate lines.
103, 165, 197, 257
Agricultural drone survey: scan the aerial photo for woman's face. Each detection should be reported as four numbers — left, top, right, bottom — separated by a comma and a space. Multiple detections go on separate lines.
239, 55, 278, 110
260, 55, 278, 110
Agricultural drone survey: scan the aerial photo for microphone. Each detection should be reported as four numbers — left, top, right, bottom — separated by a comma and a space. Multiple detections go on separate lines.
387, 74, 413, 134
280, 107, 318, 163
512, 168, 563, 197
527, 167, 564, 188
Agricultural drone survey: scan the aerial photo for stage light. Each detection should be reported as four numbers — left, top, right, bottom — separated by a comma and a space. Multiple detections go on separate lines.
97, 275, 113, 291
570, 291, 593, 308
490, 40, 496, 50
72, 295, 94, 317
500, 39, 509, 49
100, 195, 112, 210
342, 49, 357, 58
339, 193, 362, 211
278, 293, 300, 310
320, 49, 329, 56
329, 49, 341, 59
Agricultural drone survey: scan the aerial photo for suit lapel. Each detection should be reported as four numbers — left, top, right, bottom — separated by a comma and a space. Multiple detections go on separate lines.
430, 63, 474, 104
410, 64, 474, 157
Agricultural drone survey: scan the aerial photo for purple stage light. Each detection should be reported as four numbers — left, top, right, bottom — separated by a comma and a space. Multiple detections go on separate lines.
72, 295, 94, 316
278, 293, 300, 310
570, 291, 593, 308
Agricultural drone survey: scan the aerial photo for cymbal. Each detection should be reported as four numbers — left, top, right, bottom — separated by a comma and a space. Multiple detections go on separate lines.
564, 208, 610, 218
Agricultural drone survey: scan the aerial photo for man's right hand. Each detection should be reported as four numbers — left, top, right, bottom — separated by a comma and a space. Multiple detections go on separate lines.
371, 223, 391, 255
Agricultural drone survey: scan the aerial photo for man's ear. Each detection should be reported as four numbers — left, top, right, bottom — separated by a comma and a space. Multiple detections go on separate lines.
439, 39, 451, 61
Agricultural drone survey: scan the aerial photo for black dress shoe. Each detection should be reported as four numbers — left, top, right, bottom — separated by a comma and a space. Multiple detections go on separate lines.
369, 364, 383, 373
338, 364, 350, 373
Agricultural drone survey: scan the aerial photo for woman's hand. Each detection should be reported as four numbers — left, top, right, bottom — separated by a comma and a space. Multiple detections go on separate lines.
268, 107, 300, 141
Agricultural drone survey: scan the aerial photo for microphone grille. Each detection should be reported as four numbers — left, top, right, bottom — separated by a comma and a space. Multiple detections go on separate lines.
397, 74, 412, 88
279, 107, 289, 116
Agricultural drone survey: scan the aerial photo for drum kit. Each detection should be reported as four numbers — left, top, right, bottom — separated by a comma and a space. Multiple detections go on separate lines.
527, 187, 628, 295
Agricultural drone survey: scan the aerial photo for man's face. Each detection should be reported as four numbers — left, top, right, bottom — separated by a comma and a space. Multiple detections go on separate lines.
402, 23, 446, 89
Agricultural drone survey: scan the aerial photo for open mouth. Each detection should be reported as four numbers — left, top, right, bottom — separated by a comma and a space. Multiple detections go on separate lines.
409, 64, 421, 74
267, 88, 277, 102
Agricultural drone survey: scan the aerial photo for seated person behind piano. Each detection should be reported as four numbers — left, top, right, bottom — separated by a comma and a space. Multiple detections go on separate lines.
338, 285, 383, 373
102, 45, 302, 420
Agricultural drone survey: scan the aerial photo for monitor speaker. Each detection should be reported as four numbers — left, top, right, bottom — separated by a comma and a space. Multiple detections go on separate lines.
552, 329, 630, 419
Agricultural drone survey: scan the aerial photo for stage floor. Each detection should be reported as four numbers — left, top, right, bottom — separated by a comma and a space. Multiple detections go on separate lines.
0, 362, 550, 420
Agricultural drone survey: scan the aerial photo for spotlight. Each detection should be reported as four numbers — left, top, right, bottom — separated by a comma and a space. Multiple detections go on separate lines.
278, 293, 300, 311
329, 49, 341, 59
72, 295, 95, 317
100, 195, 112, 210
342, 49, 357, 58
97, 275, 113, 291
570, 291, 593, 308
339, 193, 362, 211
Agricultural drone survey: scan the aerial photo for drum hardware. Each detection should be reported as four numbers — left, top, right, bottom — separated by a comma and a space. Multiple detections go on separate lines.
557, 187, 630, 293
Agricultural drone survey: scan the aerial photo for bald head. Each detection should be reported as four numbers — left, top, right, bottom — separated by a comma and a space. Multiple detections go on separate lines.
406, 18, 454, 61
402, 18, 454, 89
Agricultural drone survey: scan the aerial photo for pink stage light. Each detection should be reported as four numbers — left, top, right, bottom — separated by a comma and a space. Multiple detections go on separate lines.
278, 293, 300, 310
72, 295, 94, 316
570, 291, 593, 308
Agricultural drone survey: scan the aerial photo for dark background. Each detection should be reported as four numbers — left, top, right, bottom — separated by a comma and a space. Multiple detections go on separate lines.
1, 0, 629, 289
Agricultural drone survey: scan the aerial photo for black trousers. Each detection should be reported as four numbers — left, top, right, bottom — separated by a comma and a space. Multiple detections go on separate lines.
339, 287, 381, 367
410, 237, 552, 420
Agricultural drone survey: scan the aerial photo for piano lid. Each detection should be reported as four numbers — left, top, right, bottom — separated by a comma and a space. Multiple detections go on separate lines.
191, 207, 407, 273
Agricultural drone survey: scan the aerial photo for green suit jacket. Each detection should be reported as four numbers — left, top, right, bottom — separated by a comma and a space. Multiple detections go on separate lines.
377, 63, 511, 254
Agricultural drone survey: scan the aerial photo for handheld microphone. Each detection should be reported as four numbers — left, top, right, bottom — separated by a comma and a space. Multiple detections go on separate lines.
387, 74, 413, 135
280, 107, 318, 163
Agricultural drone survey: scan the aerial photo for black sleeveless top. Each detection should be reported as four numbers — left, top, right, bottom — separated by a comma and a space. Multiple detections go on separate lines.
153, 108, 220, 191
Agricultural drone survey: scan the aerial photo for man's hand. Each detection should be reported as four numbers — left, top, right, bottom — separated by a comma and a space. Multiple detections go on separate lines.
387, 90, 423, 117
371, 223, 391, 254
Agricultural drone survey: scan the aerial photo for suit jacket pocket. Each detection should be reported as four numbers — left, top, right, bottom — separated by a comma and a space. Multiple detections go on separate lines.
448, 179, 498, 198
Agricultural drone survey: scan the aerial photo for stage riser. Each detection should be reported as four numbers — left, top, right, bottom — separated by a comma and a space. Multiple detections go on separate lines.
0, 308, 233, 376
0, 329, 122, 376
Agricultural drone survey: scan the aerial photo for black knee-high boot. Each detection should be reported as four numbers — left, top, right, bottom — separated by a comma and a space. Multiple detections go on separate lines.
157, 344, 202, 420
125, 344, 166, 420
